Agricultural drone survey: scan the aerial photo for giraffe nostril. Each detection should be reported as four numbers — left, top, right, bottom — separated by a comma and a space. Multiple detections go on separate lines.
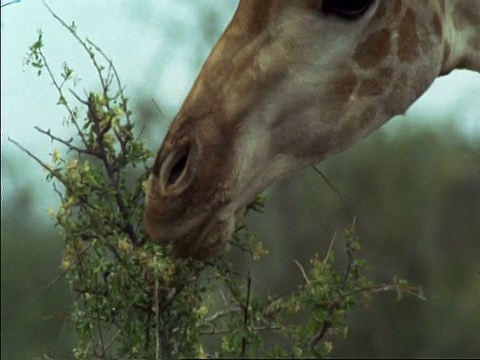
167, 147, 189, 186
158, 137, 199, 196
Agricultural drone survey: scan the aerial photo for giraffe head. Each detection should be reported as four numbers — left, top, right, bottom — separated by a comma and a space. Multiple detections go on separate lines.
145, 0, 480, 258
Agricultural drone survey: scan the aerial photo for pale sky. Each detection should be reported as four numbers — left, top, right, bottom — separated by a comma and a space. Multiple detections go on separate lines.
2, 1, 480, 216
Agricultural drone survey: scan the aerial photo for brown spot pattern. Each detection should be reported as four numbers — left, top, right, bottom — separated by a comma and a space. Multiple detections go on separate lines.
357, 105, 377, 129
341, 105, 377, 143
393, 0, 403, 16
397, 8, 419, 63
432, 13, 443, 40
325, 68, 358, 112
383, 72, 411, 116
353, 29, 392, 69
245, 0, 274, 34
358, 67, 394, 97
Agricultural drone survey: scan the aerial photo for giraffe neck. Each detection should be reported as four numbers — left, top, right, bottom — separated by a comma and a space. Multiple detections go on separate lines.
438, 0, 480, 74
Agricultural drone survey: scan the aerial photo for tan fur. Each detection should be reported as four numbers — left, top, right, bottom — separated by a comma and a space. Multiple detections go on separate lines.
145, 0, 480, 258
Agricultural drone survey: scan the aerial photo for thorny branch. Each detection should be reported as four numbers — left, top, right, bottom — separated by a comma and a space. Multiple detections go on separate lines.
85, 93, 138, 244
36, 39, 141, 247
309, 219, 358, 351
44, 3, 107, 93
34, 46, 89, 149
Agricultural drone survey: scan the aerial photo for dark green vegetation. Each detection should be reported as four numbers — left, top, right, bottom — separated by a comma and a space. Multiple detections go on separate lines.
248, 124, 480, 358
2, 9, 479, 360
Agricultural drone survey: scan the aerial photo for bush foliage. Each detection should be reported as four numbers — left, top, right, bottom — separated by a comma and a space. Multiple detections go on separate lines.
16, 10, 425, 359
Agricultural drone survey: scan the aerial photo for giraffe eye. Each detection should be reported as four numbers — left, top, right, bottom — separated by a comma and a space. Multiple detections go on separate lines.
320, 0, 375, 21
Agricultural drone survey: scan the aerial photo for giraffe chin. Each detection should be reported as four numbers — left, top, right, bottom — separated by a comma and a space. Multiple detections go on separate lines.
167, 203, 239, 260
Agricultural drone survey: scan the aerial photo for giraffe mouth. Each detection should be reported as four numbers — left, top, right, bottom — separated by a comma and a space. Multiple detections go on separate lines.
170, 203, 240, 259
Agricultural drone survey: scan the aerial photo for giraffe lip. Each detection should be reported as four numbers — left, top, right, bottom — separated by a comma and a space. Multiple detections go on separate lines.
202, 205, 246, 253
201, 205, 240, 247
171, 203, 240, 259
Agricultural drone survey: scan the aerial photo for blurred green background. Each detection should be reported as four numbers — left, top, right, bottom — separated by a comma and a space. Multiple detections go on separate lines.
2, 1, 480, 358
2, 122, 480, 358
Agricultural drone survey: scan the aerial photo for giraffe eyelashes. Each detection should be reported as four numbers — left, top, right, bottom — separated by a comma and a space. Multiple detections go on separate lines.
319, 0, 376, 21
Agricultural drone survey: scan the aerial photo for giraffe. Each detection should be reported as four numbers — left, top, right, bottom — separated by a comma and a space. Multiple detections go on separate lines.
145, 0, 480, 258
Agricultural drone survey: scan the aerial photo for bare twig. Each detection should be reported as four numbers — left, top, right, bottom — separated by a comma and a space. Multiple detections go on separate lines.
151, 98, 165, 118
322, 232, 337, 274
104, 331, 121, 352
1, 0, 20, 8
34, 126, 96, 156
41, 266, 69, 294
357, 284, 424, 297
43, 3, 107, 92
36, 48, 89, 148
312, 165, 343, 200
155, 273, 160, 360
205, 307, 242, 323
241, 271, 253, 356
41, 240, 94, 294
8, 137, 67, 187
86, 39, 132, 126
201, 324, 300, 336
293, 259, 310, 284
52, 182, 65, 202
309, 221, 357, 351
308, 320, 333, 351
342, 218, 357, 288
94, 276, 107, 359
